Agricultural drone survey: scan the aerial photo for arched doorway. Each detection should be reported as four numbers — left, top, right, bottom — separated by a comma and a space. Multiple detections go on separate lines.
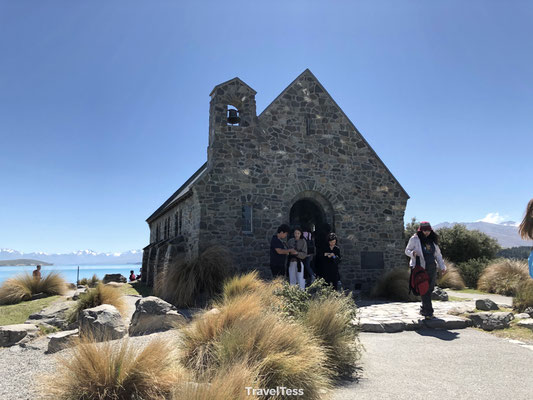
289, 199, 326, 233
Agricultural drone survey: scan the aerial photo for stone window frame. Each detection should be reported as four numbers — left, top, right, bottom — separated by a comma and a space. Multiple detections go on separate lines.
242, 204, 253, 234
174, 209, 183, 236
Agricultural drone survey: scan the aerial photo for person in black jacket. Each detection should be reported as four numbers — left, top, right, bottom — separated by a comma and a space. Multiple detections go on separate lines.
319, 232, 341, 290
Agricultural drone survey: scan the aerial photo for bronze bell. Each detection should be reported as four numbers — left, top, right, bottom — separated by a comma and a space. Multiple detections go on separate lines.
227, 108, 241, 125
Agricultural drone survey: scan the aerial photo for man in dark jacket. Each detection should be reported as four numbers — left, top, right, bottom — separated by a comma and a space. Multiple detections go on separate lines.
270, 224, 297, 278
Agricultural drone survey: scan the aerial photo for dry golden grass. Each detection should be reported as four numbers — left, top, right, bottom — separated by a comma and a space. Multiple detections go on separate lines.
0, 272, 66, 305
79, 274, 100, 288
69, 283, 126, 322
172, 362, 261, 400
513, 279, 533, 312
370, 267, 419, 302
221, 270, 265, 302
155, 245, 235, 307
437, 262, 466, 290
44, 336, 182, 400
477, 259, 529, 296
302, 296, 361, 380
179, 292, 331, 400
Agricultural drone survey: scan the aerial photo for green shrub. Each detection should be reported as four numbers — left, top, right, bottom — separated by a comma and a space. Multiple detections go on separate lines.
513, 280, 533, 312
45, 337, 181, 400
370, 267, 419, 302
437, 225, 501, 263
477, 259, 529, 296
155, 245, 236, 308
68, 283, 126, 322
457, 258, 489, 288
0, 272, 66, 305
436, 261, 466, 290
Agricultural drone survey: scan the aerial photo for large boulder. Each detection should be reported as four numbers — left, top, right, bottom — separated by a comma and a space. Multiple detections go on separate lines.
103, 274, 127, 284
468, 312, 513, 331
79, 304, 126, 341
129, 296, 185, 336
431, 287, 449, 301
26, 301, 77, 330
0, 324, 39, 347
476, 299, 499, 311
47, 329, 79, 354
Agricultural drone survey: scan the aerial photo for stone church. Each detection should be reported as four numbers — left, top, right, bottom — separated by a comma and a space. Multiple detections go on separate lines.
142, 69, 409, 291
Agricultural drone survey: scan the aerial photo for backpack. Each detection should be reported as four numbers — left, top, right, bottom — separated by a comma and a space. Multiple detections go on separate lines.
409, 257, 430, 296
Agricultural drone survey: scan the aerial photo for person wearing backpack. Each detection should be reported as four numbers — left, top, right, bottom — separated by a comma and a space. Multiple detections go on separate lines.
405, 221, 447, 319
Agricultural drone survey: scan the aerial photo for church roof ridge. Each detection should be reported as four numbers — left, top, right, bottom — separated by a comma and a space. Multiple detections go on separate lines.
209, 77, 257, 97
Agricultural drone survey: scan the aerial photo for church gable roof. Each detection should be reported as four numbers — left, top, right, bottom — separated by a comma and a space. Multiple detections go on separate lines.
209, 77, 257, 97
259, 69, 409, 199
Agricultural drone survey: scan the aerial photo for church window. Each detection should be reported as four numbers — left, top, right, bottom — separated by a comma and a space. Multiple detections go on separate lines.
175, 210, 183, 235
242, 205, 252, 233
156, 225, 160, 242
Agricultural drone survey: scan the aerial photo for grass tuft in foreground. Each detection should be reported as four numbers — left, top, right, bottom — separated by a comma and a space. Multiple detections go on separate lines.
477, 259, 529, 296
370, 267, 419, 302
513, 279, 533, 312
437, 261, 466, 290
0, 272, 66, 305
68, 283, 126, 322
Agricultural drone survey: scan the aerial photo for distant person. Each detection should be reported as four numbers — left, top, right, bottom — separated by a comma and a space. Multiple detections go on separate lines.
129, 270, 136, 282
405, 221, 447, 320
519, 199, 533, 278
33, 265, 42, 280
318, 232, 342, 290
270, 224, 297, 278
303, 230, 316, 286
287, 227, 308, 290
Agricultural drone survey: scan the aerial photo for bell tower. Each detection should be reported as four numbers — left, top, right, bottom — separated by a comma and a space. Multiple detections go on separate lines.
207, 77, 257, 165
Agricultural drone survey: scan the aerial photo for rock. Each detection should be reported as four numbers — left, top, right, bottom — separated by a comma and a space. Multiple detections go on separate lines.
26, 300, 76, 330
47, 329, 79, 354
516, 319, 533, 331
468, 312, 513, 331
423, 316, 471, 330
524, 307, 533, 317
103, 274, 127, 284
31, 292, 48, 300
71, 288, 88, 300
514, 313, 531, 320
129, 296, 185, 336
105, 282, 124, 287
381, 320, 405, 333
431, 287, 449, 301
476, 299, 499, 311
79, 304, 126, 341
359, 318, 385, 333
0, 324, 39, 347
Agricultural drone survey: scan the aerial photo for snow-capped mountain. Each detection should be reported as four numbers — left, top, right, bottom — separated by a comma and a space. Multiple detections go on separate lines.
433, 221, 533, 248
0, 249, 142, 265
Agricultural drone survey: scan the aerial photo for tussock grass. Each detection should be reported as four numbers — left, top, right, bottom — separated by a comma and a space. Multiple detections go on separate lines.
69, 283, 126, 322
179, 293, 330, 399
155, 245, 235, 307
477, 259, 529, 296
370, 267, 419, 302
79, 274, 100, 287
0, 272, 66, 305
513, 280, 533, 312
302, 295, 361, 380
44, 336, 181, 400
221, 270, 265, 302
437, 262, 466, 290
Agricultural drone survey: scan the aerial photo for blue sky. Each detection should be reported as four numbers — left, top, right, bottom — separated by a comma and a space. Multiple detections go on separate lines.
1, 0, 532, 253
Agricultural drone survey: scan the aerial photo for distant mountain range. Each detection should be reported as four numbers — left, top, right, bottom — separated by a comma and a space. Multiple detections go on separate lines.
0, 248, 142, 265
433, 221, 533, 249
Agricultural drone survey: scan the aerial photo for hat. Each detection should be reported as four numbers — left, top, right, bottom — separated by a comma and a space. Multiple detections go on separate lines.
328, 232, 337, 241
418, 221, 432, 232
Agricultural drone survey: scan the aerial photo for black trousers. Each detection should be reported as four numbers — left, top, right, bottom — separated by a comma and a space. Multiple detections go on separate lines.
271, 265, 285, 278
420, 262, 437, 316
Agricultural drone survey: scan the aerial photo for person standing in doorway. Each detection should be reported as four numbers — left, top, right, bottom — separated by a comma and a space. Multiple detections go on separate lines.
270, 224, 297, 278
405, 221, 447, 319
519, 199, 533, 278
287, 227, 308, 289
33, 265, 42, 280
303, 230, 316, 286
320, 232, 341, 290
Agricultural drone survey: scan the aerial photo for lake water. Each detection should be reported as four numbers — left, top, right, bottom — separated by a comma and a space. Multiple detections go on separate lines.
0, 264, 142, 286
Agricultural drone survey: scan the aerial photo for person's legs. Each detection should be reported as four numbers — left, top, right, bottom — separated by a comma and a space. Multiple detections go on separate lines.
304, 257, 315, 286
420, 263, 437, 316
297, 262, 306, 289
271, 265, 284, 278
289, 261, 298, 285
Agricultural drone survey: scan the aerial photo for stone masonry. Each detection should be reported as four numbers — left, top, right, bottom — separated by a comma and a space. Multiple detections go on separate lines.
143, 69, 409, 291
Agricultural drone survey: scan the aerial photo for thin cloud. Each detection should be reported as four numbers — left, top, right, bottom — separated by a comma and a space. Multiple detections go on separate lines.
477, 212, 507, 224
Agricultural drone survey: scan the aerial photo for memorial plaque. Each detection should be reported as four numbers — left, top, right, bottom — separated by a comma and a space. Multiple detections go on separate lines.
360, 251, 384, 269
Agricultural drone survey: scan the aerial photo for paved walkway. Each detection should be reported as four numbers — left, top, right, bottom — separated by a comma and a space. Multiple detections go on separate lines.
446, 289, 513, 307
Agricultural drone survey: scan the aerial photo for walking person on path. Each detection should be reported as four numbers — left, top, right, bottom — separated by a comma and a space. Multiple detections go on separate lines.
270, 224, 297, 278
518, 199, 533, 278
405, 221, 447, 319
287, 227, 308, 289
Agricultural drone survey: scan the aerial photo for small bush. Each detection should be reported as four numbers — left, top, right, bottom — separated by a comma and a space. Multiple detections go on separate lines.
179, 293, 330, 400
221, 270, 265, 302
155, 245, 236, 307
437, 224, 501, 263
45, 336, 181, 400
69, 283, 126, 322
513, 280, 533, 312
0, 272, 66, 305
477, 259, 529, 296
457, 258, 489, 288
370, 267, 419, 302
79, 274, 100, 287
437, 261, 466, 290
